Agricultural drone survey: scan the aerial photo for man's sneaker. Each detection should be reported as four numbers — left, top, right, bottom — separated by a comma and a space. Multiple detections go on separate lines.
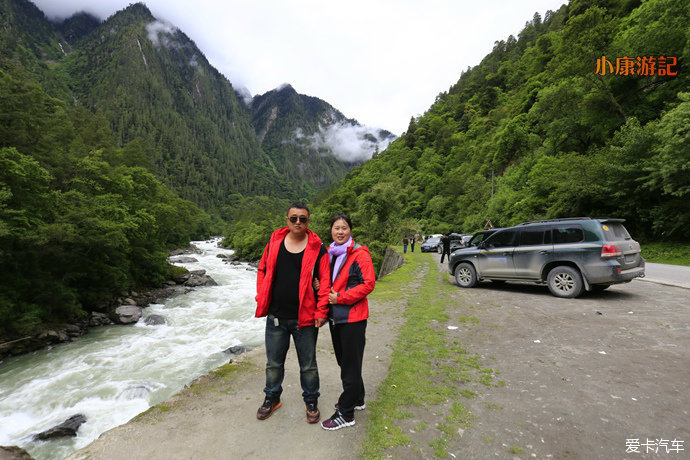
335, 401, 366, 411
256, 397, 281, 420
306, 402, 320, 423
320, 410, 355, 430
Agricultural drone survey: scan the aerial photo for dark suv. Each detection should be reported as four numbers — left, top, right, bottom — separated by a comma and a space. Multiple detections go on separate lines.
448, 218, 645, 298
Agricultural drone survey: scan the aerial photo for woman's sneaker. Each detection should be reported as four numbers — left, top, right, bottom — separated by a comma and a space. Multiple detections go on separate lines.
334, 401, 366, 411
256, 397, 281, 420
321, 410, 355, 430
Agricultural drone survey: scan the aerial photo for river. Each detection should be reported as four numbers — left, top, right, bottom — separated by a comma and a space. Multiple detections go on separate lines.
0, 238, 263, 460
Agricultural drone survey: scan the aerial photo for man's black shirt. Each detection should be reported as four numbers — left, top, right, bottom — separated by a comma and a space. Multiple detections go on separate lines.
269, 240, 304, 319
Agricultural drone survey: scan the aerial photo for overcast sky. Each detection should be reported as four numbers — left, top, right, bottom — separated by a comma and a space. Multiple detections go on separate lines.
31, 0, 567, 135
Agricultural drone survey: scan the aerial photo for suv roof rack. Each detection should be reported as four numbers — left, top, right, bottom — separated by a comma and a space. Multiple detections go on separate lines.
517, 217, 592, 226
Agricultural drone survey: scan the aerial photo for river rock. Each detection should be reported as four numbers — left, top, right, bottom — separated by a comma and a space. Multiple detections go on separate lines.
114, 305, 142, 324
184, 273, 217, 287
223, 346, 247, 355
89, 311, 112, 327
189, 269, 206, 276
170, 256, 199, 263
216, 253, 236, 260
172, 271, 191, 284
33, 414, 87, 440
122, 385, 151, 399
0, 446, 34, 460
144, 314, 166, 326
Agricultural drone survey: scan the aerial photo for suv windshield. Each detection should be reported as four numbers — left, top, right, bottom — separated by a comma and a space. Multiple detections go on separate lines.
468, 231, 494, 246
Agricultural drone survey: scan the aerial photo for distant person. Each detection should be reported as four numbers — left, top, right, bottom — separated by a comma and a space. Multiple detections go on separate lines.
254, 202, 331, 424
315, 214, 376, 430
402, 236, 409, 254
440, 234, 451, 263
410, 235, 416, 252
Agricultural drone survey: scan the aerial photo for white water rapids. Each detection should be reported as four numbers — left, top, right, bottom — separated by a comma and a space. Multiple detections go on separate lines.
0, 238, 263, 460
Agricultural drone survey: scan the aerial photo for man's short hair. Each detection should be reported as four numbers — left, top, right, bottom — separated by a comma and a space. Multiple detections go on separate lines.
287, 201, 310, 216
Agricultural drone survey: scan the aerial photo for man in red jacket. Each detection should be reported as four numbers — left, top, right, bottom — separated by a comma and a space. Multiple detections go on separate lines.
254, 202, 331, 424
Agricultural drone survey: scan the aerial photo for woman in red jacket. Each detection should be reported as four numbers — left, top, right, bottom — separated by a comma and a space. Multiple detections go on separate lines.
320, 214, 376, 430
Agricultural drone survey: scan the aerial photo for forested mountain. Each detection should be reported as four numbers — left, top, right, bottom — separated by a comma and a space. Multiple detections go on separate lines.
310, 0, 689, 265
250, 84, 396, 197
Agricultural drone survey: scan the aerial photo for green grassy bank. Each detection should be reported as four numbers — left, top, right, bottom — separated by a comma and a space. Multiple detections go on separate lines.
361, 250, 499, 459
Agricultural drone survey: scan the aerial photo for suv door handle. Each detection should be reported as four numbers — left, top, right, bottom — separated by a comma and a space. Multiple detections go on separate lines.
538, 250, 550, 254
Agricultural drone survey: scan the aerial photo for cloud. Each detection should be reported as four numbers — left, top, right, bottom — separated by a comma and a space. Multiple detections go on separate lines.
145, 20, 178, 48
295, 122, 396, 163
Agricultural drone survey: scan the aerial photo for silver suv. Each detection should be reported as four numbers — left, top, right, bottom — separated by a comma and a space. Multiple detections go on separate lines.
448, 218, 645, 298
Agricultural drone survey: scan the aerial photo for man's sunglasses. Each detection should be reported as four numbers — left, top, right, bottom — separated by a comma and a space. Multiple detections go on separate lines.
288, 216, 309, 224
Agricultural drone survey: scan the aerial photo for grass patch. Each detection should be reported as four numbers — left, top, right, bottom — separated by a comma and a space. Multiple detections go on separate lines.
509, 446, 525, 454
640, 242, 690, 266
361, 251, 489, 459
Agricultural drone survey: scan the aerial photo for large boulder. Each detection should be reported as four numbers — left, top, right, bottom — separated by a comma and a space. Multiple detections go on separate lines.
114, 305, 142, 324
33, 414, 87, 440
169, 256, 198, 263
0, 446, 34, 460
184, 273, 218, 287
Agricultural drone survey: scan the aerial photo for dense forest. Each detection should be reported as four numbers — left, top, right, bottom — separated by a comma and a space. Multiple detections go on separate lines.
0, 68, 211, 337
304, 0, 689, 269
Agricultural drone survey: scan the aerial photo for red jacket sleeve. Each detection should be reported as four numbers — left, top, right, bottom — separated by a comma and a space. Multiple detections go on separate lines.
337, 249, 375, 306
315, 249, 331, 318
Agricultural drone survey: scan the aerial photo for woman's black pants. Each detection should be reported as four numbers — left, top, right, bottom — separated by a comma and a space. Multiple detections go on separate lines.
329, 319, 367, 418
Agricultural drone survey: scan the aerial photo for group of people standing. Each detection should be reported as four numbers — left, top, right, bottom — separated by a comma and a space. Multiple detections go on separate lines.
254, 202, 376, 430
402, 232, 422, 253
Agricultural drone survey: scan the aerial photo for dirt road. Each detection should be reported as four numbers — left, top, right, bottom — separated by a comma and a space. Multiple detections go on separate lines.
434, 257, 689, 459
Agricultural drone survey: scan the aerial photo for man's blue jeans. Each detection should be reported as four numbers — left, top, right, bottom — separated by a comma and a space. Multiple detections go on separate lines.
264, 314, 320, 403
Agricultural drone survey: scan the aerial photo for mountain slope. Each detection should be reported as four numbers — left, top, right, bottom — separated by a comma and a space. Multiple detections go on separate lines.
56, 3, 290, 209
250, 84, 396, 196
312, 0, 690, 256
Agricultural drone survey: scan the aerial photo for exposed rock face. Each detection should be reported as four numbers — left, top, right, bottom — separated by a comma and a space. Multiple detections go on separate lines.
144, 314, 166, 326
114, 306, 142, 324
33, 414, 87, 440
378, 247, 405, 279
0, 446, 34, 460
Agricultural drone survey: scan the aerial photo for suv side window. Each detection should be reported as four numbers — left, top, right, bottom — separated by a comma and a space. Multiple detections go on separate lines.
485, 230, 517, 248
518, 227, 551, 246
553, 225, 584, 244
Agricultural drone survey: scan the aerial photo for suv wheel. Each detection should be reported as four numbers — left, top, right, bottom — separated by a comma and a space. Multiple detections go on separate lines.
547, 266, 583, 298
455, 263, 478, 288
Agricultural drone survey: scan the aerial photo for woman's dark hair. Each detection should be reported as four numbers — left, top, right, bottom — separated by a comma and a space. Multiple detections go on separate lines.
330, 213, 353, 230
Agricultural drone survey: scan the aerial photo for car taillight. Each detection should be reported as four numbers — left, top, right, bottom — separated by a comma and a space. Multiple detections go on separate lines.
601, 244, 622, 258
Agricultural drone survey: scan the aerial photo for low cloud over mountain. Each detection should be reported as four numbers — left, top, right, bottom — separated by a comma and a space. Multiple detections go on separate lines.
294, 122, 395, 163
